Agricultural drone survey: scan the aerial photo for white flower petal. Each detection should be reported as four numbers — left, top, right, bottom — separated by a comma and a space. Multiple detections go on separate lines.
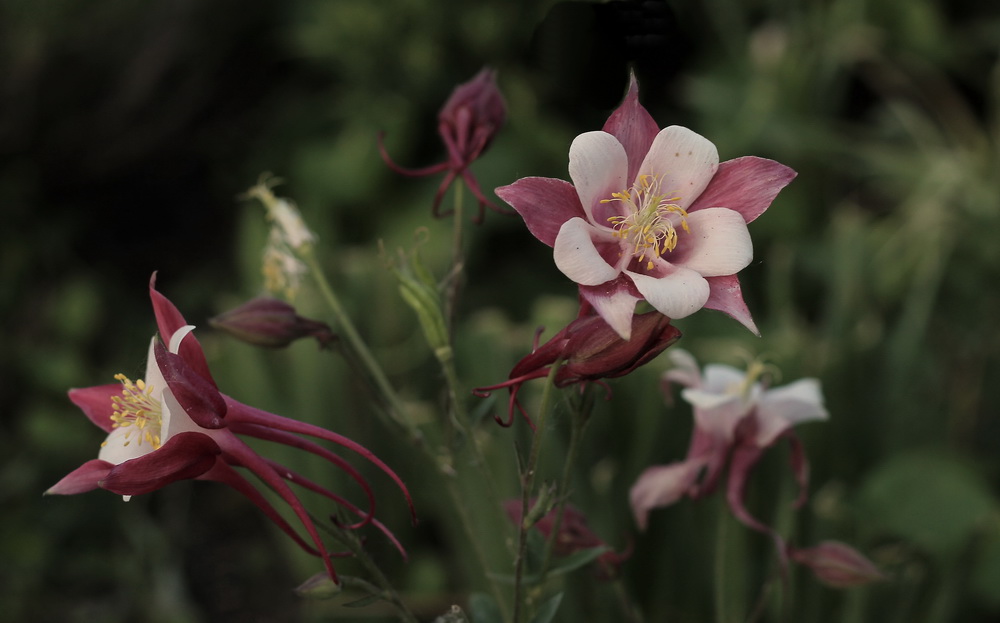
700, 364, 748, 395
638, 126, 719, 209
97, 427, 151, 465
755, 379, 829, 446
626, 265, 710, 319
663, 349, 701, 388
673, 208, 753, 277
568, 131, 628, 224
554, 218, 620, 286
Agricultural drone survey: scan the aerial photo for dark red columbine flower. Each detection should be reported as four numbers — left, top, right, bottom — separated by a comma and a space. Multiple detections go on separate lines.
474, 300, 681, 429
379, 67, 508, 223
503, 499, 631, 580
46, 274, 414, 583
210, 296, 335, 349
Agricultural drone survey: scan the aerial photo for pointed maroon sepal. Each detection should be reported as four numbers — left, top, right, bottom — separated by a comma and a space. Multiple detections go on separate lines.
46, 459, 115, 495
154, 341, 227, 429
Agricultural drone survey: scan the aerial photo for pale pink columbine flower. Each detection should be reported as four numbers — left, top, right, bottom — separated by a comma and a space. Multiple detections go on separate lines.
629, 349, 827, 555
497, 76, 796, 339
47, 275, 413, 583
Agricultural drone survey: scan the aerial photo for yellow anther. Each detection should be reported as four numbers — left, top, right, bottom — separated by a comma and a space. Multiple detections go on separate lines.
108, 373, 164, 451
603, 174, 689, 270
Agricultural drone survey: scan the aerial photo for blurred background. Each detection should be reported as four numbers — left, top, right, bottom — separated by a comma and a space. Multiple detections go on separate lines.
2, 0, 999, 621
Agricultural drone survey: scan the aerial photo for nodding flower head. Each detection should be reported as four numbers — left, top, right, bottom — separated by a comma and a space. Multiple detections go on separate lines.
47, 274, 414, 583
474, 301, 680, 429
379, 68, 509, 223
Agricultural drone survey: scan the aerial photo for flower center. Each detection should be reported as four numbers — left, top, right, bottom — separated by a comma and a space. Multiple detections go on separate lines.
102, 373, 163, 451
728, 357, 781, 403
603, 174, 690, 270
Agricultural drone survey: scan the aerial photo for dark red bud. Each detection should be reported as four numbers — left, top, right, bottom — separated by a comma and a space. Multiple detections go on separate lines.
210, 297, 335, 350
790, 541, 886, 588
438, 68, 506, 163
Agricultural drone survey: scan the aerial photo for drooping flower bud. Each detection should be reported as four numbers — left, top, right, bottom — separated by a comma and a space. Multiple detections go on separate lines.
210, 297, 335, 350
474, 304, 681, 428
789, 541, 886, 588
379, 68, 509, 222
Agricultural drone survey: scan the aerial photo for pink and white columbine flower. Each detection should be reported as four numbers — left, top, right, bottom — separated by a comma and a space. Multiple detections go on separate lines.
497, 76, 796, 339
629, 349, 827, 556
47, 275, 413, 583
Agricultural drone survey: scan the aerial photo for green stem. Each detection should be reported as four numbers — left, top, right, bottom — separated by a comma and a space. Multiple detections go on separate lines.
300, 246, 424, 447
513, 362, 563, 623
445, 181, 465, 333
714, 500, 729, 623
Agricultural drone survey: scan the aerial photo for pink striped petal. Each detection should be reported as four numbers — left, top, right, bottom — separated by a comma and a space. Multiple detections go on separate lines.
46, 459, 114, 495
602, 74, 660, 183
496, 177, 585, 247
68, 384, 120, 433
568, 131, 628, 224
637, 126, 719, 209
704, 275, 759, 335
688, 156, 796, 222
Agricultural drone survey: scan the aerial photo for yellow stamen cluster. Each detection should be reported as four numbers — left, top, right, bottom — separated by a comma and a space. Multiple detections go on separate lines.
103, 373, 163, 450
730, 357, 782, 403
603, 174, 690, 270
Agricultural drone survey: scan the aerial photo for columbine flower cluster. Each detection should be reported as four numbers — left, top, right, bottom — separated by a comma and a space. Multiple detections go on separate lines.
48, 275, 412, 583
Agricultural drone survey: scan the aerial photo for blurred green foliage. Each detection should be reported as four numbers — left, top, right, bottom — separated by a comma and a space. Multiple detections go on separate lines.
2, 0, 999, 621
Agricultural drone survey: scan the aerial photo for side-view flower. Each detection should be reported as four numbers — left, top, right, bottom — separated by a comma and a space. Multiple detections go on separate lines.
497, 76, 796, 339
46, 274, 414, 583
630, 349, 827, 555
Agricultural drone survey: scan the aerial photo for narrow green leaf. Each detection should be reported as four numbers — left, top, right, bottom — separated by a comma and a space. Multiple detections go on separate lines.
528, 592, 564, 623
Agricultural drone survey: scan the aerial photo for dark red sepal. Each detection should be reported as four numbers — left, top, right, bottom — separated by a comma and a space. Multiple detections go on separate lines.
154, 341, 227, 429
100, 431, 221, 496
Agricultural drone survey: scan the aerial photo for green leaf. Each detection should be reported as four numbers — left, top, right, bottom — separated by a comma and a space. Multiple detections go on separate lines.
341, 593, 385, 608
546, 545, 612, 576
467, 592, 504, 623
528, 592, 564, 623
857, 451, 998, 557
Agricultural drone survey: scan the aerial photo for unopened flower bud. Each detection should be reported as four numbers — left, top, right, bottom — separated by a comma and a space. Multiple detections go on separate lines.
790, 541, 886, 588
210, 297, 335, 349
438, 68, 506, 164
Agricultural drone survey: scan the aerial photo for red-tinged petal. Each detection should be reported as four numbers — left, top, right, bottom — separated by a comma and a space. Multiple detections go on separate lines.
637, 126, 719, 210
626, 264, 710, 320
100, 431, 221, 496
148, 273, 216, 387
198, 460, 323, 558
726, 438, 789, 567
231, 422, 377, 530
46, 459, 114, 495
630, 460, 704, 530
260, 458, 408, 560
214, 434, 338, 581
224, 399, 415, 523
68, 384, 120, 433
671, 208, 753, 277
496, 178, 586, 247
554, 218, 620, 286
785, 432, 810, 509
154, 341, 226, 429
579, 276, 641, 340
704, 275, 759, 335
568, 131, 628, 224
602, 73, 660, 183
688, 156, 797, 222
789, 541, 886, 588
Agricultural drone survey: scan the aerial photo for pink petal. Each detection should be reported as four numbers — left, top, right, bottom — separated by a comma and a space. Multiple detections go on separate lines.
662, 349, 701, 390
630, 460, 704, 530
148, 273, 216, 387
554, 218, 620, 286
688, 156, 797, 222
579, 276, 641, 340
496, 177, 585, 247
726, 440, 789, 565
100, 431, 221, 496
671, 208, 753, 277
755, 379, 828, 446
568, 131, 628, 224
704, 275, 759, 335
68, 384, 120, 433
602, 74, 660, 183
637, 126, 719, 209
46, 459, 114, 495
625, 264, 710, 319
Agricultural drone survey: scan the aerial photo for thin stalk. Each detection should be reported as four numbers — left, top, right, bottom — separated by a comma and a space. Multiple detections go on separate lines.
714, 501, 730, 623
539, 392, 589, 576
444, 181, 465, 333
300, 246, 424, 447
319, 518, 419, 623
513, 362, 563, 623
